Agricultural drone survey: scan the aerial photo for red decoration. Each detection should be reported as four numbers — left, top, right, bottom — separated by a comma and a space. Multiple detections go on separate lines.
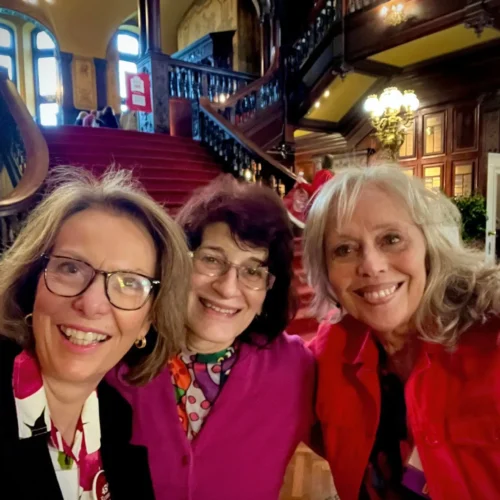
125, 73, 152, 113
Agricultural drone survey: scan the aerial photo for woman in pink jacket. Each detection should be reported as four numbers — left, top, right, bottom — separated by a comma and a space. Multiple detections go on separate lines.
107, 175, 315, 500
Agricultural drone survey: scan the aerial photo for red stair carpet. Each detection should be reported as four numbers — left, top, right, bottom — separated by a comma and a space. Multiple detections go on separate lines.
42, 126, 221, 214
42, 126, 318, 340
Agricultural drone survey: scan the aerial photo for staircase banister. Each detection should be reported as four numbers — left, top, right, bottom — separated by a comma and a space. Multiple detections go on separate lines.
211, 48, 281, 112
0, 72, 49, 217
166, 56, 257, 82
199, 96, 299, 183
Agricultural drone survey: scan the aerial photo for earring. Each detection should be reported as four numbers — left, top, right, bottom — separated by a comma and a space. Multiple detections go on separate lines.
24, 313, 33, 327
135, 337, 147, 349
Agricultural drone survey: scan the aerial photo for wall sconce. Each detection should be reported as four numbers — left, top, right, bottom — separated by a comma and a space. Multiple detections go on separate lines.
364, 87, 419, 159
381, 3, 407, 26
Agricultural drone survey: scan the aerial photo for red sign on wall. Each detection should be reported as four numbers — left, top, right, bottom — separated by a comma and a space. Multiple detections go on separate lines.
125, 73, 152, 112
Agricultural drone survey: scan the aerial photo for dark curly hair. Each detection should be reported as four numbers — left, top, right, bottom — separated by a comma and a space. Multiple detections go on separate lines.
176, 175, 297, 345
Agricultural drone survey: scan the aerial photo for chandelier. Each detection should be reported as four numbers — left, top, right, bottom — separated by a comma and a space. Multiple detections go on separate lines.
364, 87, 419, 160
381, 3, 407, 26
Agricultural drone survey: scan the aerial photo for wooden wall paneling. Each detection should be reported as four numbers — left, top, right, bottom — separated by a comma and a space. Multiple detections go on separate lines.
399, 118, 417, 160
452, 159, 476, 197
423, 110, 446, 157
422, 162, 445, 194
453, 102, 479, 153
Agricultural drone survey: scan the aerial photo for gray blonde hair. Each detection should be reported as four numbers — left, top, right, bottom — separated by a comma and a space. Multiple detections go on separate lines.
0, 167, 191, 384
304, 164, 500, 347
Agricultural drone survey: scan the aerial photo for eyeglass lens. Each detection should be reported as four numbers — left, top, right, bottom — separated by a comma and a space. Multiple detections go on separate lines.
193, 249, 272, 290
44, 256, 154, 310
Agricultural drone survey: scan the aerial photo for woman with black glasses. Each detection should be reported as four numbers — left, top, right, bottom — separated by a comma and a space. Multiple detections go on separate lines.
107, 175, 316, 500
0, 167, 191, 499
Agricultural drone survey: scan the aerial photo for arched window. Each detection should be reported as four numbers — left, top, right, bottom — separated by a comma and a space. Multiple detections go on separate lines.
0, 22, 16, 84
117, 30, 139, 112
32, 29, 59, 126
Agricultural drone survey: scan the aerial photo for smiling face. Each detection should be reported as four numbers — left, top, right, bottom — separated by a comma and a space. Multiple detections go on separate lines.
32, 208, 157, 386
325, 186, 427, 337
187, 222, 268, 353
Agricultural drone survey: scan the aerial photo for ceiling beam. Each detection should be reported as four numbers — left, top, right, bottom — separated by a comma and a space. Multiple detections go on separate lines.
296, 117, 341, 134
350, 59, 402, 78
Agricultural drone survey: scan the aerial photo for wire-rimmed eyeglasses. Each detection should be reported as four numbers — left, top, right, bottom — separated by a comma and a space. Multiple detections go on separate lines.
189, 248, 275, 291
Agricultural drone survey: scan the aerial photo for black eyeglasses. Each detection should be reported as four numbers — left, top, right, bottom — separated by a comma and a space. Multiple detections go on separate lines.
189, 248, 275, 291
41, 254, 160, 311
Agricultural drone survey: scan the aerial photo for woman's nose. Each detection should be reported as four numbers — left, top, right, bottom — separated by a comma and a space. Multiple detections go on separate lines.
357, 246, 388, 277
211, 266, 241, 297
72, 275, 111, 316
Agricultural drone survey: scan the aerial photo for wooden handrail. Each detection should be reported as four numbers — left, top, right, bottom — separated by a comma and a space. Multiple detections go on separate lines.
200, 96, 298, 183
0, 71, 49, 217
210, 48, 280, 112
166, 56, 256, 82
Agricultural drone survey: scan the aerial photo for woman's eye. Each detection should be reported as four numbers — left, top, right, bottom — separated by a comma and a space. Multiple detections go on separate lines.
245, 267, 265, 278
333, 245, 353, 258
202, 255, 220, 265
58, 262, 80, 274
384, 234, 401, 245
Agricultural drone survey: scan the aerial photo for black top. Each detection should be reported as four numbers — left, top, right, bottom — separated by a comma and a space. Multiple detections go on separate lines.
359, 344, 424, 500
0, 338, 155, 499
98, 113, 119, 129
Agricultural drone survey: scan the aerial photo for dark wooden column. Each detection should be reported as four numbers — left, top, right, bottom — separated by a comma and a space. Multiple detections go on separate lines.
145, 0, 161, 53
259, 13, 271, 75
137, 0, 147, 56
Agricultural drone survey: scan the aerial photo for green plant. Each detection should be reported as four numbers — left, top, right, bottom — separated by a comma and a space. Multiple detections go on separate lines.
451, 194, 487, 244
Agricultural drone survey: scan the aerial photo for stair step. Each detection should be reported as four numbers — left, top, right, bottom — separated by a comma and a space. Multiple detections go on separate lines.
46, 141, 214, 158
48, 147, 212, 163
42, 126, 197, 145
139, 178, 214, 191
87, 166, 219, 182
49, 156, 221, 172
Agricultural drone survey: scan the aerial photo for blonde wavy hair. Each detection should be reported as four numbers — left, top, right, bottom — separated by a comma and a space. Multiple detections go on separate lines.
304, 164, 500, 347
0, 167, 191, 384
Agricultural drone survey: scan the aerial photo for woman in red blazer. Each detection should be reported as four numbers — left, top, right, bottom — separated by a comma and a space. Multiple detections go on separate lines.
304, 164, 500, 500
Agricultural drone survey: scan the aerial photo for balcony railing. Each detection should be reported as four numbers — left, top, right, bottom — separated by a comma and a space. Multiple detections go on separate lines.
347, 0, 376, 13
289, 0, 338, 72
166, 58, 255, 102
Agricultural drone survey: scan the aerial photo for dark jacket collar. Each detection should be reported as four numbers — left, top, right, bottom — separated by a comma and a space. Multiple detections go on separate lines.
0, 338, 154, 500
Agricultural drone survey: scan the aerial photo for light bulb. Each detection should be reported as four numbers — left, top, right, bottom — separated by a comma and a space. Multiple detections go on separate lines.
380, 87, 403, 112
323, 90, 330, 98
381, 5, 388, 17
315, 101, 321, 109
403, 90, 419, 112
371, 101, 384, 118
364, 95, 379, 113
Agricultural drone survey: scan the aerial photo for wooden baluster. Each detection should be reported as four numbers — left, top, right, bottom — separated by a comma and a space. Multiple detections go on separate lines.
182, 69, 188, 98
169, 67, 176, 96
